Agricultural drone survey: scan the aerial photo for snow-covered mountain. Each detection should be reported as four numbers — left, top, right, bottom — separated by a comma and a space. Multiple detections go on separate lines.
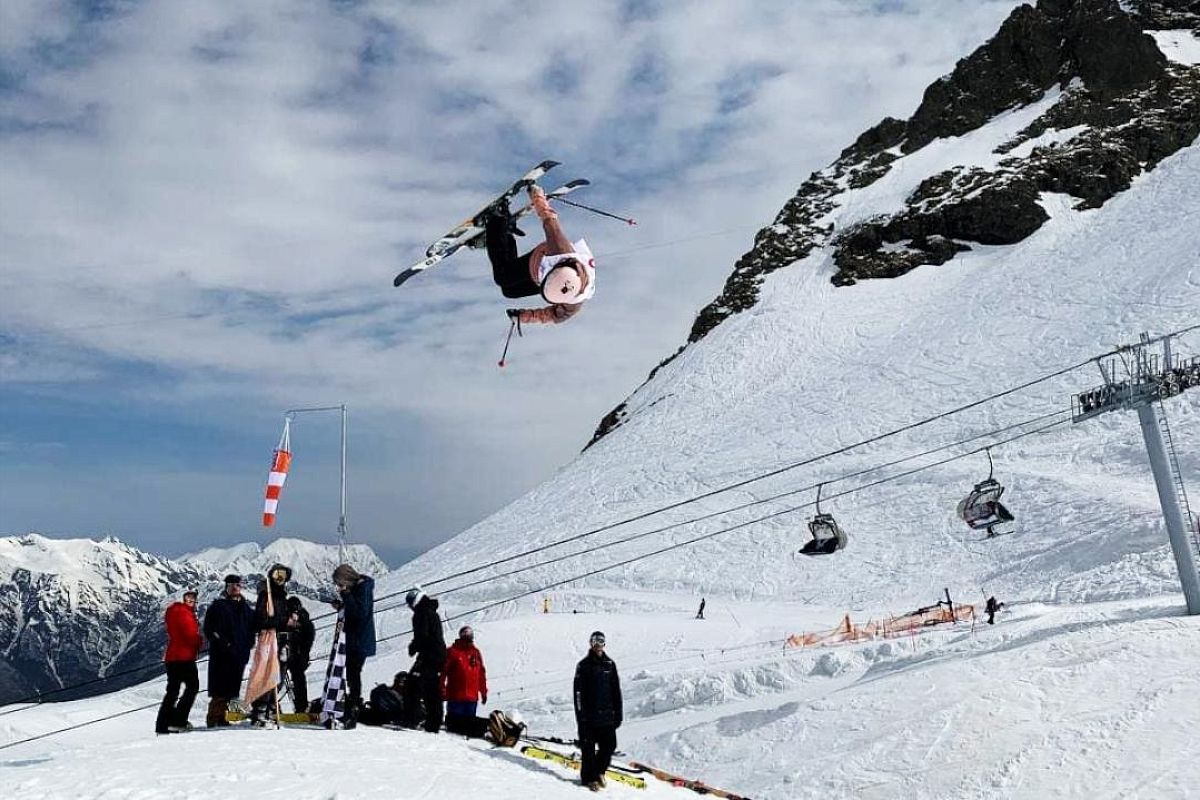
181, 537, 390, 595
0, 534, 213, 705
2, 3, 1199, 797
0, 534, 389, 706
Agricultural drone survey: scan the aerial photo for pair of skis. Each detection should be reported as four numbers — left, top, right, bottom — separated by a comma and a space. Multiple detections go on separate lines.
393, 160, 590, 288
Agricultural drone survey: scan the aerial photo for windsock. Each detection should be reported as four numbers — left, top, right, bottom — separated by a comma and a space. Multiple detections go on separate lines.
262, 418, 292, 527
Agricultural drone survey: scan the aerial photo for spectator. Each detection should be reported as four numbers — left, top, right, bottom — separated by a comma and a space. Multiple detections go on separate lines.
331, 564, 375, 717
574, 631, 622, 791
283, 595, 315, 714
443, 625, 488, 735
155, 589, 202, 734
406, 586, 447, 733
202, 575, 255, 727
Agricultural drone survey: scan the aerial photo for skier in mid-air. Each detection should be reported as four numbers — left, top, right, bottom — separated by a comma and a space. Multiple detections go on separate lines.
480, 184, 596, 325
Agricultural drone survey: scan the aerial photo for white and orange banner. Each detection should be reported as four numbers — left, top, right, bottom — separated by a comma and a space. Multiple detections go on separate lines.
262, 418, 291, 527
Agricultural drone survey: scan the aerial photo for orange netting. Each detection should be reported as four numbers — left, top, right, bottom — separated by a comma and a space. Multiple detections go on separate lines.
785, 603, 975, 649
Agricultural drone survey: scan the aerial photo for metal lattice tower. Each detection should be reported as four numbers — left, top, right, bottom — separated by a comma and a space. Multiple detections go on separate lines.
1072, 332, 1200, 614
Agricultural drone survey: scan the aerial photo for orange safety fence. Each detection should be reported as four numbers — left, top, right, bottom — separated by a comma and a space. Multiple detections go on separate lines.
785, 603, 975, 649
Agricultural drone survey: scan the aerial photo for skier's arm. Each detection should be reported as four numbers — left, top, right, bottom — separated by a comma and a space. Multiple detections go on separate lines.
517, 303, 582, 325
611, 663, 623, 728
573, 664, 583, 722
541, 215, 573, 256
480, 653, 488, 703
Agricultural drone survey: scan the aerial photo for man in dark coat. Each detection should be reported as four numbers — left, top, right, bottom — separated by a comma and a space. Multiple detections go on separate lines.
249, 564, 292, 725
283, 595, 315, 714
331, 563, 375, 715
202, 575, 255, 727
406, 586, 446, 733
574, 631, 622, 790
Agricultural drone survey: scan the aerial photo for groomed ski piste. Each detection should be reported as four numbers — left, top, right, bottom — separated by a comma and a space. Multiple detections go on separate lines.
4, 44, 1200, 800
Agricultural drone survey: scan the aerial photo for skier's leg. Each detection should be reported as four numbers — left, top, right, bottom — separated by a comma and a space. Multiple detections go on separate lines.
421, 667, 444, 732
345, 652, 365, 707
156, 662, 183, 733
175, 661, 199, 727
486, 216, 539, 298
290, 661, 308, 713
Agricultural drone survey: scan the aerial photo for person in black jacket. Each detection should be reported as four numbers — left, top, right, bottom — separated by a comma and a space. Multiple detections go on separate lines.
202, 574, 256, 727
405, 586, 446, 733
574, 631, 622, 790
283, 595, 315, 714
331, 564, 375, 715
249, 563, 292, 725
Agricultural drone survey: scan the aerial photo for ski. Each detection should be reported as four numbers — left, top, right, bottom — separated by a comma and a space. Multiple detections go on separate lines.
519, 744, 647, 790
627, 761, 753, 799
392, 174, 590, 288
225, 711, 318, 725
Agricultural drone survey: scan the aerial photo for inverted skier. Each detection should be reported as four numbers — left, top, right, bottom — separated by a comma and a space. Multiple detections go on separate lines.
479, 185, 596, 325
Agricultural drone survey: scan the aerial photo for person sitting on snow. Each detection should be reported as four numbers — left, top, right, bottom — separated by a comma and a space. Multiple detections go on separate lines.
479, 185, 595, 325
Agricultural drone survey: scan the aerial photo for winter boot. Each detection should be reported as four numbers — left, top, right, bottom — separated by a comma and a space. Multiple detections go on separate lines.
206, 697, 229, 728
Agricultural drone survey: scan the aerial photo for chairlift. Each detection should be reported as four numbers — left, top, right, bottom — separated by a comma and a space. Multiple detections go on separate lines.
956, 448, 1015, 539
800, 483, 848, 556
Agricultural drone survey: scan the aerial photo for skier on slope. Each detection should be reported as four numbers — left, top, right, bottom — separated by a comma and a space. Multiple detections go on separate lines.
155, 589, 203, 734
574, 630, 623, 791
406, 586, 447, 733
480, 185, 596, 325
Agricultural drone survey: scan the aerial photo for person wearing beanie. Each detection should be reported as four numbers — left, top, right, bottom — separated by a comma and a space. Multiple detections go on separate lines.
155, 589, 203, 734
202, 575, 255, 727
481, 184, 596, 326
574, 631, 622, 790
406, 586, 447, 733
330, 564, 375, 715
442, 625, 488, 735
283, 595, 315, 713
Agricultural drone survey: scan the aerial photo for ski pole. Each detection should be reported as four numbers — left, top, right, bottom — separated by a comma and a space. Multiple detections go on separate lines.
554, 197, 637, 226
498, 318, 521, 368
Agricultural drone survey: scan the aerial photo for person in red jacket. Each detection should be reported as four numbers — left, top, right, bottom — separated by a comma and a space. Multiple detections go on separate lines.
155, 589, 203, 734
442, 625, 488, 735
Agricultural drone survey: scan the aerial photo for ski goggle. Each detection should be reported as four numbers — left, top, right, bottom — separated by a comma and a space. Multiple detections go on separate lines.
589, 633, 606, 647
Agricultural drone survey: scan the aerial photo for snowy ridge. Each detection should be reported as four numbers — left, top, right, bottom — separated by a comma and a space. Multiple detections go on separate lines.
181, 537, 390, 593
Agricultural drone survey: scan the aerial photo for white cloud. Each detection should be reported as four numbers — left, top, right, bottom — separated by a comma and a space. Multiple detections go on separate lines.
0, 0, 1025, 553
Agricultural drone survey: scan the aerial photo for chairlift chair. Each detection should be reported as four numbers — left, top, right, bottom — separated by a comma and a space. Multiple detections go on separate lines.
800, 484, 848, 556
957, 448, 1015, 538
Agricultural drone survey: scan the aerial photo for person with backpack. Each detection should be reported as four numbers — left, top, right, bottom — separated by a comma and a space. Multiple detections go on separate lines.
574, 631, 623, 791
406, 586, 447, 733
282, 595, 315, 714
202, 575, 255, 727
155, 589, 203, 734
442, 625, 488, 735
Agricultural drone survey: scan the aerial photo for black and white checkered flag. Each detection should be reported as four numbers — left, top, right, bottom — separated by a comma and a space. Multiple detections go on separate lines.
319, 610, 348, 728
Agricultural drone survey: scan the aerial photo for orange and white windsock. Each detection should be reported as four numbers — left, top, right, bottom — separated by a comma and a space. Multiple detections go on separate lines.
262, 419, 292, 527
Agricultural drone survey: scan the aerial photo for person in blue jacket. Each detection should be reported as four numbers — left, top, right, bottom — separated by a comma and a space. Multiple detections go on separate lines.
331, 564, 375, 716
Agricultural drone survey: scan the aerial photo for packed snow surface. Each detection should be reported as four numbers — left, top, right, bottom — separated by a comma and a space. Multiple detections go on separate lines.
1151, 29, 1200, 65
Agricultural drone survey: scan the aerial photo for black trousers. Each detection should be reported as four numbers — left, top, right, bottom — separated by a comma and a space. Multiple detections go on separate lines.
156, 661, 199, 732
288, 659, 309, 712
486, 216, 539, 298
346, 652, 367, 705
419, 662, 444, 732
579, 724, 618, 783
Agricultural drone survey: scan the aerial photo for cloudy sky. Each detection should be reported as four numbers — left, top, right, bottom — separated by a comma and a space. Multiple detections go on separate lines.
0, 0, 1022, 566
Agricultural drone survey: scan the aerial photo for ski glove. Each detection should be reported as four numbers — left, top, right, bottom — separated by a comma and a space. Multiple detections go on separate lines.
505, 309, 521, 321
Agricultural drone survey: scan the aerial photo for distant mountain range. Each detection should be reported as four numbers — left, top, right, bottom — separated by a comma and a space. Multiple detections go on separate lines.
0, 533, 388, 705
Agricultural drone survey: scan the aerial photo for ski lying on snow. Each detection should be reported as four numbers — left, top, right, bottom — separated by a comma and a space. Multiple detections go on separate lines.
393, 171, 590, 288
519, 744, 646, 790
225, 711, 321, 726
627, 760, 753, 799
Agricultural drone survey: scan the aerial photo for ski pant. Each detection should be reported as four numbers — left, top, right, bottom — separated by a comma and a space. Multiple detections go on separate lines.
155, 660, 198, 732
288, 658, 309, 713
445, 700, 477, 735
420, 665, 444, 732
579, 724, 618, 784
486, 215, 539, 299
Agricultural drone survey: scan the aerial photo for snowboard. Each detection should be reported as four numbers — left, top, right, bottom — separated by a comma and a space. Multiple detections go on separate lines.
393, 162, 590, 288
519, 744, 647, 790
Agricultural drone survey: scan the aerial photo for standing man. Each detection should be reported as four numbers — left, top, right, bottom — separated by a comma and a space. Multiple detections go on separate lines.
695, 598, 706, 620
202, 575, 255, 727
155, 589, 202, 734
331, 564, 375, 717
406, 586, 447, 733
574, 631, 623, 791
442, 625, 488, 735
283, 595, 315, 714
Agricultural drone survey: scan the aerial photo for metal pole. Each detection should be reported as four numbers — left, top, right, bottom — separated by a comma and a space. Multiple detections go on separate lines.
1137, 403, 1200, 615
338, 404, 347, 565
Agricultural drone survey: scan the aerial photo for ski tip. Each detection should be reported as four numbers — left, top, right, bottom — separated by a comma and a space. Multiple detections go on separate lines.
538, 159, 562, 170
393, 270, 415, 287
